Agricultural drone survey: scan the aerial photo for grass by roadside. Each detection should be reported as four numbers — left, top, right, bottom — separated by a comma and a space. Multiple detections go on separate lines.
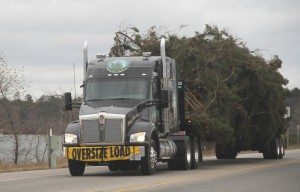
0, 157, 67, 173
287, 144, 300, 150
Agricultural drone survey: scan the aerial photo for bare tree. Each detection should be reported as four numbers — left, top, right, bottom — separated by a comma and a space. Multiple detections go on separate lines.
0, 53, 26, 164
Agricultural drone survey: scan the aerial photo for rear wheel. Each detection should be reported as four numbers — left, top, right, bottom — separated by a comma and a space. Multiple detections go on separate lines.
191, 136, 201, 169
176, 137, 192, 170
141, 139, 157, 175
215, 144, 224, 159
167, 158, 177, 170
68, 159, 85, 176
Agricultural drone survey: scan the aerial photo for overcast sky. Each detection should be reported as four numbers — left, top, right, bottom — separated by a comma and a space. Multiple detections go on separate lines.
0, 0, 299, 99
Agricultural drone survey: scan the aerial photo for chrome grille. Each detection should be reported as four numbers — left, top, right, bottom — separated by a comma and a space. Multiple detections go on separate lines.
80, 114, 124, 144
81, 119, 101, 143
105, 119, 123, 143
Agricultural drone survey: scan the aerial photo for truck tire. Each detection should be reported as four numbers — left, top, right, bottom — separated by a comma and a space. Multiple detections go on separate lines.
191, 136, 201, 169
176, 136, 192, 170
224, 148, 237, 159
279, 137, 285, 159
108, 163, 120, 171
263, 137, 281, 159
215, 144, 224, 159
68, 159, 85, 176
216, 144, 237, 159
141, 139, 157, 175
167, 158, 177, 170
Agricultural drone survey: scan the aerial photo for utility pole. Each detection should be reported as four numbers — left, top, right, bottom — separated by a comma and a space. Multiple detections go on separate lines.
285, 107, 291, 147
48, 129, 59, 169
287, 128, 289, 147
297, 125, 300, 145
73, 62, 77, 99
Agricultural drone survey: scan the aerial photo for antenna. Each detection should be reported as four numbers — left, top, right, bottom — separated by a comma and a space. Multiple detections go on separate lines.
73, 62, 77, 99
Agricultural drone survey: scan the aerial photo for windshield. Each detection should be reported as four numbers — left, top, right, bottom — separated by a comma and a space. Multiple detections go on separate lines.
85, 78, 148, 101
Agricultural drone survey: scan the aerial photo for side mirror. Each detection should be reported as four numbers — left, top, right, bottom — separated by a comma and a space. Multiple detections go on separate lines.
161, 89, 169, 108
64, 92, 72, 110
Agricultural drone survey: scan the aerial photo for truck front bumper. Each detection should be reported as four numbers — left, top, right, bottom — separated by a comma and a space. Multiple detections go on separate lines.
65, 145, 145, 162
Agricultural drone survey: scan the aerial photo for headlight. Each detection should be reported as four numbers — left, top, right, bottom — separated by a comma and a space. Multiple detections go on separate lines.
64, 133, 77, 144
130, 132, 146, 142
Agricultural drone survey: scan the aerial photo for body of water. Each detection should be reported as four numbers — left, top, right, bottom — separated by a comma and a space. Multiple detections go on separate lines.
0, 134, 63, 164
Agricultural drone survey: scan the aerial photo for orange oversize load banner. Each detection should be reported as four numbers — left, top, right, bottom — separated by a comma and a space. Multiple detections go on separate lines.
67, 146, 141, 162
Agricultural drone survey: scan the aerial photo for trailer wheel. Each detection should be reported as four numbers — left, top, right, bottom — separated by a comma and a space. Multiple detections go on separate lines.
263, 137, 281, 159
215, 144, 224, 159
141, 139, 157, 175
216, 144, 237, 159
191, 136, 200, 169
224, 148, 237, 159
279, 136, 285, 159
176, 136, 192, 170
68, 159, 85, 176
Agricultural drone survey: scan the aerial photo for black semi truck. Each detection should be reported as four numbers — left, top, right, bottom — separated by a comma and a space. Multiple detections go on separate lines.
63, 38, 202, 175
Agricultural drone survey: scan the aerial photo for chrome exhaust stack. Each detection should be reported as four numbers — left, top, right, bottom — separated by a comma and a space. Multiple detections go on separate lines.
160, 38, 167, 80
160, 38, 179, 133
160, 38, 170, 132
83, 40, 88, 80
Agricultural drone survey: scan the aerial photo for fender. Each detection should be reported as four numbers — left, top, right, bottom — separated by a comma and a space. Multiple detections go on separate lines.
126, 119, 158, 144
64, 120, 80, 146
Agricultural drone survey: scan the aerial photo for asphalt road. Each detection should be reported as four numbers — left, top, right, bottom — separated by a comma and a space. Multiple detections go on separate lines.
1, 149, 300, 192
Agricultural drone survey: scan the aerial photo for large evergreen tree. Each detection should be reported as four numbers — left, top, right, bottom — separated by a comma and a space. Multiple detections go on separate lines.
109, 25, 288, 148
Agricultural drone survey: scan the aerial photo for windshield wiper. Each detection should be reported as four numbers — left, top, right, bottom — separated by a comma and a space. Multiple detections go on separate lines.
86, 99, 104, 101
110, 98, 129, 100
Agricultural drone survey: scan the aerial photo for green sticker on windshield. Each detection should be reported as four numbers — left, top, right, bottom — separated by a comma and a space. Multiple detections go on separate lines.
106, 59, 129, 73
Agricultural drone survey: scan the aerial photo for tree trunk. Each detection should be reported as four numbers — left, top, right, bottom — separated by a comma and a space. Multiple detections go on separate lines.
13, 133, 19, 164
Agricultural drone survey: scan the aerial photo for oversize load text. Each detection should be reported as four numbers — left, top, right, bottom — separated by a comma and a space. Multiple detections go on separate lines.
69, 146, 132, 161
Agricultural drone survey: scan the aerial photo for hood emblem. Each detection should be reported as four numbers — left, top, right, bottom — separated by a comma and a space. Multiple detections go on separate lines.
99, 115, 105, 125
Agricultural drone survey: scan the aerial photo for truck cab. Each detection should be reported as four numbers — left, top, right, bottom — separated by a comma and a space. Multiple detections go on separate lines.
63, 39, 201, 175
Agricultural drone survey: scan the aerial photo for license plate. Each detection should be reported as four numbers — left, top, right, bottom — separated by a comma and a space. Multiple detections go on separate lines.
67, 146, 142, 162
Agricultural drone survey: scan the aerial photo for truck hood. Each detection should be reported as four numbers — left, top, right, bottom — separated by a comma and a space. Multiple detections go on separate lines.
79, 99, 144, 116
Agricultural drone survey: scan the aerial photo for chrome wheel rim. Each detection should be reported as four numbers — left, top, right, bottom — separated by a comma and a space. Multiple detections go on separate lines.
150, 146, 157, 169
186, 141, 191, 164
276, 138, 280, 156
194, 139, 199, 164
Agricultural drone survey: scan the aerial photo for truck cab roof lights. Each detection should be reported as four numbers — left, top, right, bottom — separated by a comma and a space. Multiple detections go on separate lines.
96, 54, 106, 61
142, 73, 147, 76
120, 74, 125, 76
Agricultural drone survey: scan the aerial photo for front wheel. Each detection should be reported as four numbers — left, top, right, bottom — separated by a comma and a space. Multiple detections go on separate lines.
108, 163, 120, 171
140, 139, 157, 175
68, 159, 85, 176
